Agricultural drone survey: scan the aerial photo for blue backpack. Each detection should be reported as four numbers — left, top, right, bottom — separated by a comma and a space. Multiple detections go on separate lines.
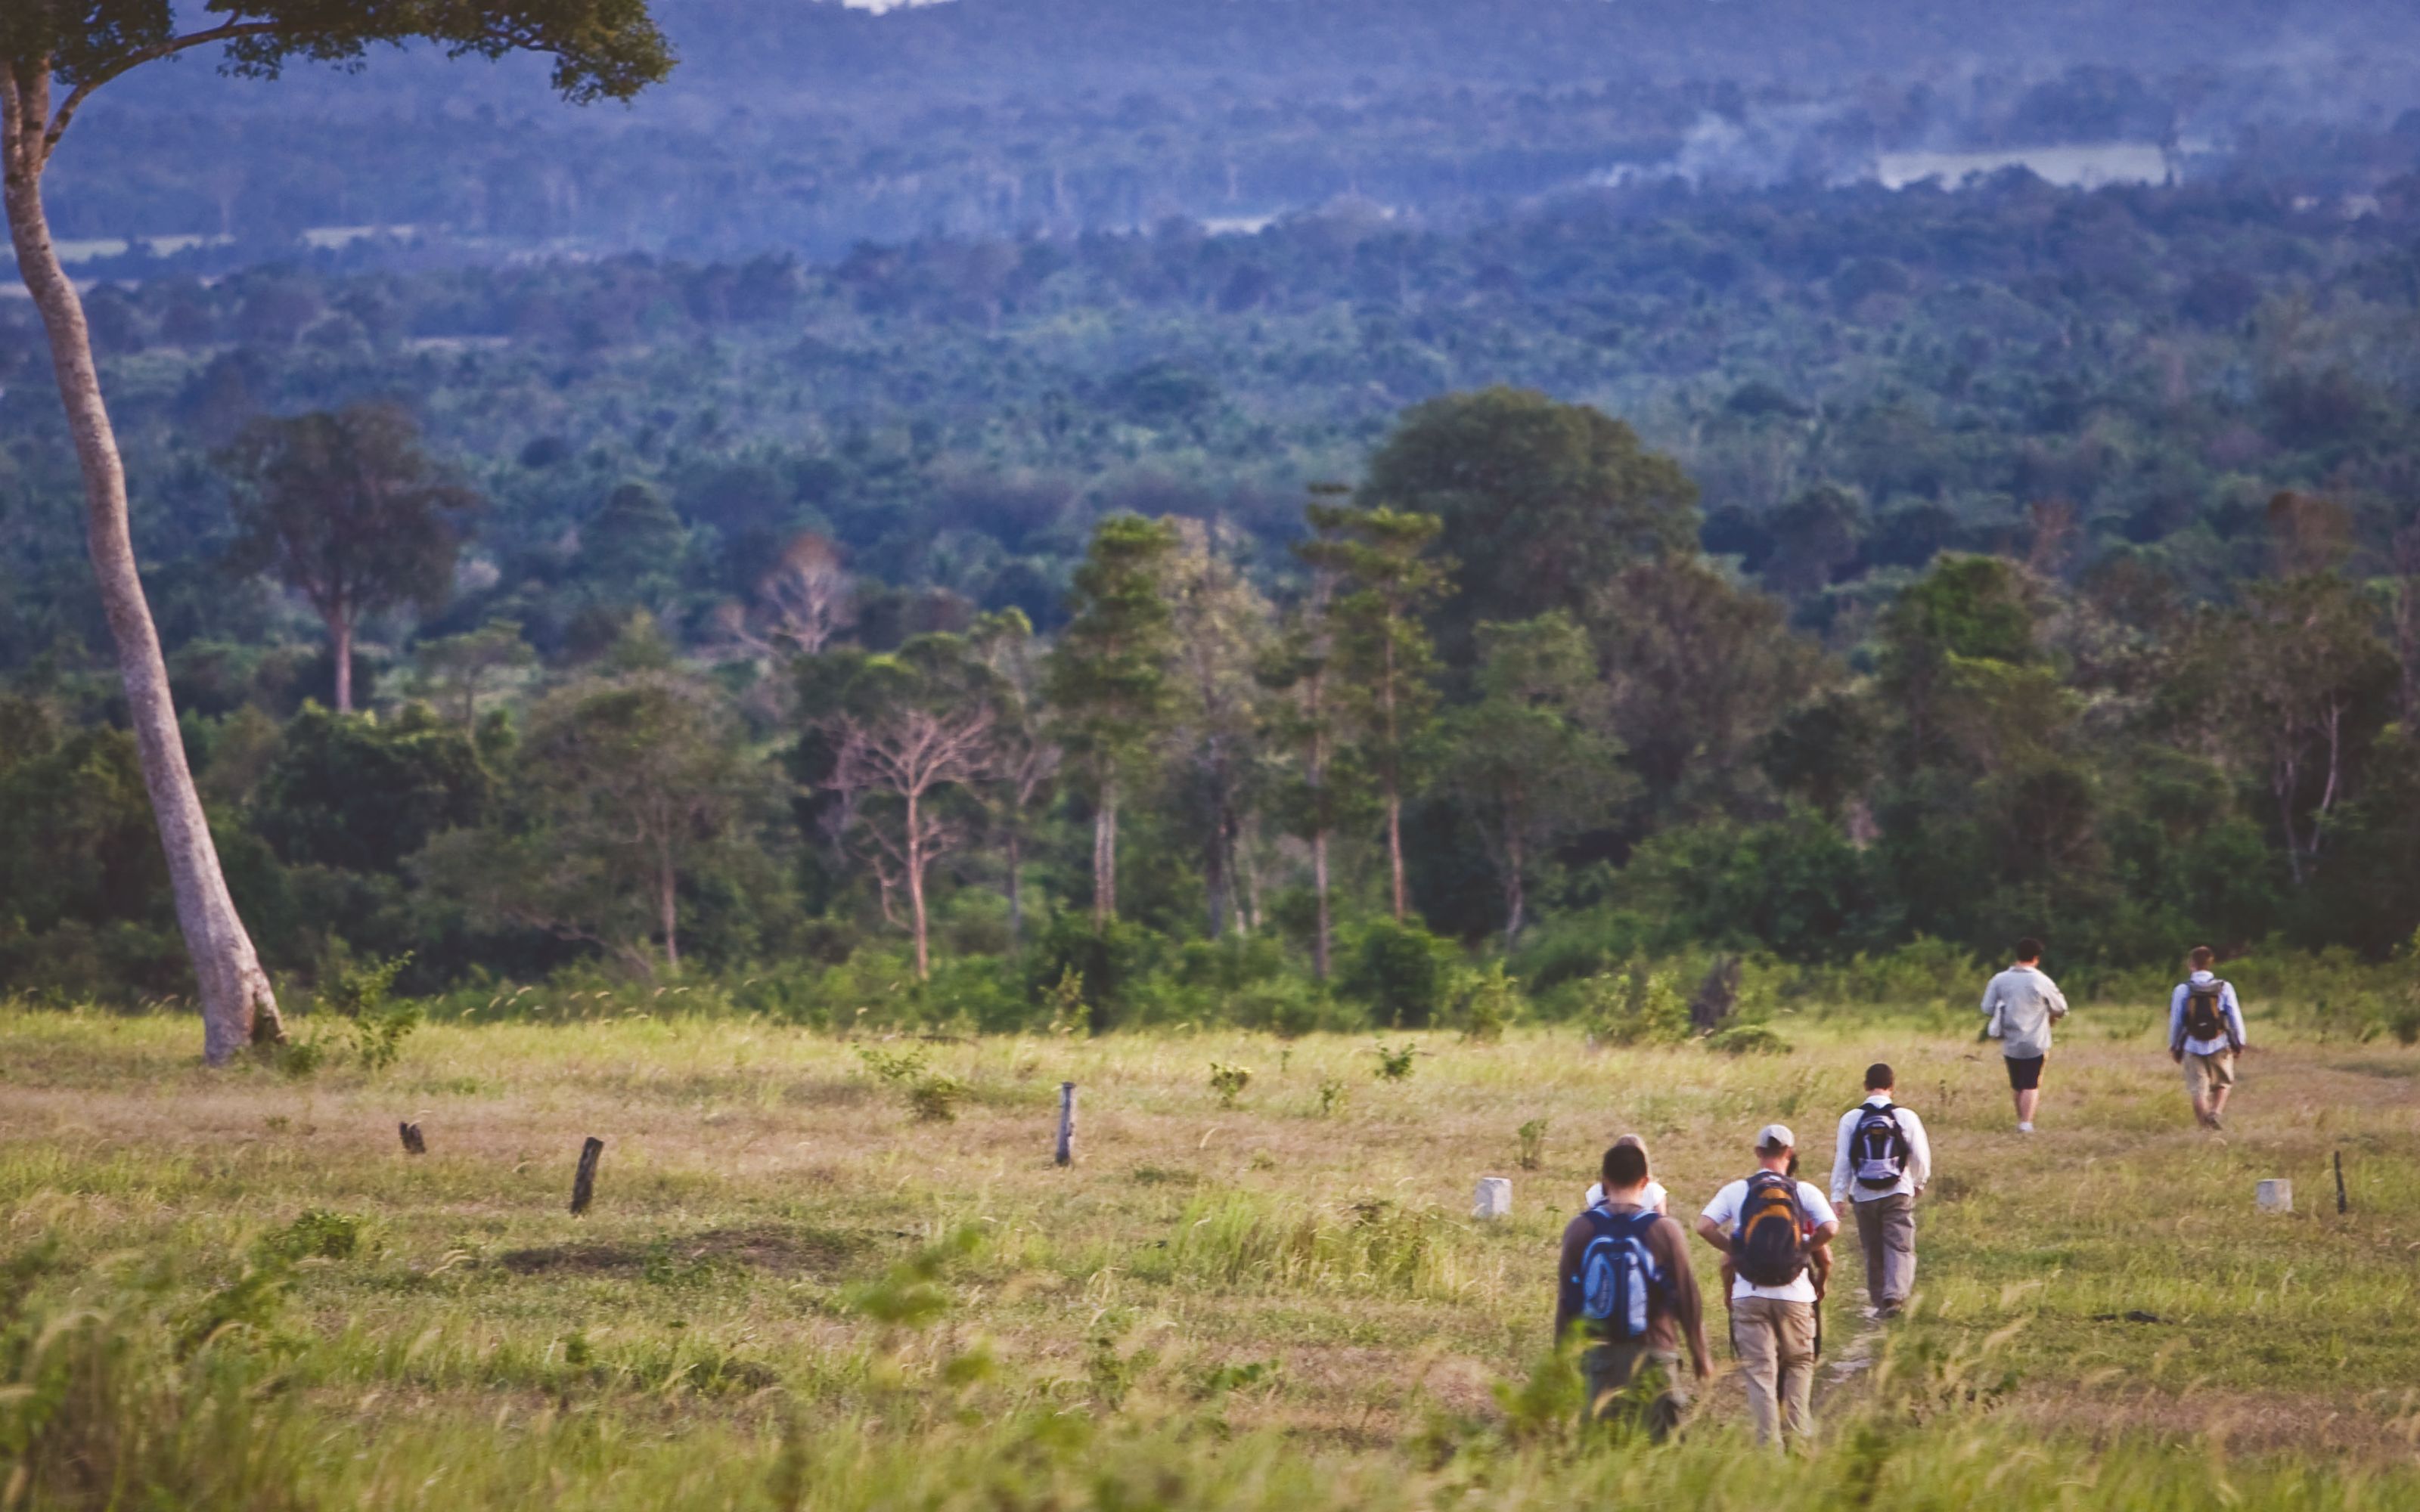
1576, 1205, 1665, 1341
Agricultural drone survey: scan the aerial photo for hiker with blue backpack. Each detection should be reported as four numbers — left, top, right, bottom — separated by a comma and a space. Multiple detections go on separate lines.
1695, 1124, 1839, 1452
1555, 1141, 1712, 1439
2170, 946, 2249, 1130
1829, 1063, 1931, 1320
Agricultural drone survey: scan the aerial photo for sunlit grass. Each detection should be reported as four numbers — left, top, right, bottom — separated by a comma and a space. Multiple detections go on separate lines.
2, 1006, 2416, 1507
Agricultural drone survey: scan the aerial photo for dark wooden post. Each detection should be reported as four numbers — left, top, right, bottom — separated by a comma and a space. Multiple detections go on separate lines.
399, 1121, 427, 1155
1054, 1082, 1076, 1167
570, 1136, 604, 1215
2335, 1149, 2348, 1214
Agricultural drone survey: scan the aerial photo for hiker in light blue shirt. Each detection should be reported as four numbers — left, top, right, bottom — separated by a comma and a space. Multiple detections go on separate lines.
1980, 936, 2068, 1132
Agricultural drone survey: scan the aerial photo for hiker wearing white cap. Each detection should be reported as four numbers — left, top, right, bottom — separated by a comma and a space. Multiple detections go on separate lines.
1695, 1123, 1839, 1451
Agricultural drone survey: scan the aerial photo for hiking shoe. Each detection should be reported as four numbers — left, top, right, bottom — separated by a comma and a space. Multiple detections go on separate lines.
2206, 1115, 2225, 1132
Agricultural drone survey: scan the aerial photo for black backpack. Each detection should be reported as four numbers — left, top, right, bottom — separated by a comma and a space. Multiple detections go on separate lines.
1730, 1171, 1810, 1289
2183, 980, 2233, 1044
1850, 1102, 1911, 1191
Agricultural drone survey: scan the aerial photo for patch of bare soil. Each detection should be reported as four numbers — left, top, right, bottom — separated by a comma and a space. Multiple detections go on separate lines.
498, 1223, 861, 1276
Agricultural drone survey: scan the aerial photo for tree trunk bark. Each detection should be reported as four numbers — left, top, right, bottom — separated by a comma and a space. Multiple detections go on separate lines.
1311, 826, 1331, 981
1203, 779, 1230, 942
1004, 829, 1024, 941
657, 847, 680, 971
4, 91, 281, 1064
906, 790, 931, 981
1100, 789, 1119, 926
1503, 833, 1526, 950
1236, 816, 1261, 935
329, 612, 355, 714
1385, 786, 1407, 922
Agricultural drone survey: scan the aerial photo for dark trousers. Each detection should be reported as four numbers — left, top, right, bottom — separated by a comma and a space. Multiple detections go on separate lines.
1853, 1192, 1916, 1311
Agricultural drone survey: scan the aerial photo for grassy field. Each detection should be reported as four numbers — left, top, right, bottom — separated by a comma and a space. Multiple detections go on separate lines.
2, 1003, 2417, 1508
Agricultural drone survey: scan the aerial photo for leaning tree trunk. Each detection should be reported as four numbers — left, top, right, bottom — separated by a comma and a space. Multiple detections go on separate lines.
3, 101, 282, 1063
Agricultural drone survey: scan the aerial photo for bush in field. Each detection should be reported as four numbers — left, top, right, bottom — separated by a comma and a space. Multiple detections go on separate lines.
1370, 1040, 1419, 1081
1025, 917, 1160, 1033
1338, 918, 1457, 1029
1207, 1062, 1253, 1107
1574, 962, 1689, 1046
908, 1073, 969, 1122
322, 955, 420, 1071
1456, 961, 1524, 1043
1516, 1117, 1549, 1170
277, 953, 419, 1076
1705, 1022, 1794, 1055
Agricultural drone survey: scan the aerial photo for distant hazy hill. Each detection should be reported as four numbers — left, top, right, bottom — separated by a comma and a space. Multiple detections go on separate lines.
34, 0, 2420, 258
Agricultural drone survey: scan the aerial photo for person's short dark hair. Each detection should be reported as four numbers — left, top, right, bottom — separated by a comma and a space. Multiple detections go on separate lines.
1602, 1142, 1650, 1189
1865, 1061, 1894, 1091
2015, 937, 2045, 962
2188, 945, 2215, 971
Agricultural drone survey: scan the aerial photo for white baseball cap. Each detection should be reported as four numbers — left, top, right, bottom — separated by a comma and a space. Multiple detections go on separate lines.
1755, 1123, 1795, 1151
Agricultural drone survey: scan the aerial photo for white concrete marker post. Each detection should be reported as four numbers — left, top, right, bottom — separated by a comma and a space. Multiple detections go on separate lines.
1054, 1082, 1076, 1167
1473, 1176, 1513, 1221
2256, 1179, 2292, 1213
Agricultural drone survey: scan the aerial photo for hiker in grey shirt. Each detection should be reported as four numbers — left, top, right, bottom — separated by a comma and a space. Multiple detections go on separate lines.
1980, 937, 2068, 1132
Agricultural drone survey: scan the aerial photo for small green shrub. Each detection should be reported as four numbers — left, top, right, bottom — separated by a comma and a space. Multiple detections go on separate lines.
1338, 919, 1455, 1029
267, 1209, 361, 1263
1316, 1077, 1349, 1117
271, 1036, 324, 1080
1705, 1023, 1794, 1056
1516, 1117, 1549, 1172
1371, 1040, 1419, 1082
1208, 1062, 1253, 1108
908, 1073, 969, 1122
318, 954, 421, 1073
856, 1043, 929, 1085
1457, 962, 1523, 1044
1576, 963, 1689, 1046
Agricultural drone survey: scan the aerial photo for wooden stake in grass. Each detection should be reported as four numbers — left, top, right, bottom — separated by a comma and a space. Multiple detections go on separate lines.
1055, 1083, 1077, 1167
2335, 1149, 2347, 1214
399, 1121, 427, 1155
570, 1136, 605, 1216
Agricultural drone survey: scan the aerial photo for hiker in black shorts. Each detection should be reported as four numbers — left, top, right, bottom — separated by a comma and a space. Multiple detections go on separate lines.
1979, 937, 2068, 1132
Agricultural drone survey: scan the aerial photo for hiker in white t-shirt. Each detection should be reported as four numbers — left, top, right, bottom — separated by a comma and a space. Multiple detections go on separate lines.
1694, 1123, 1839, 1450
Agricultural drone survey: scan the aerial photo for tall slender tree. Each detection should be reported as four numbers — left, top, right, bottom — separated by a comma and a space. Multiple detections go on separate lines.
1166, 518, 1274, 940
219, 402, 476, 713
970, 609, 1060, 940
2, 2, 671, 1061
1045, 515, 1179, 928
1436, 613, 1630, 946
1299, 499, 1448, 922
1262, 487, 1367, 978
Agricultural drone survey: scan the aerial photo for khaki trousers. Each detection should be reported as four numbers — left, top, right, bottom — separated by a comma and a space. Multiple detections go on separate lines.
1730, 1297, 1816, 1448
1853, 1193, 1916, 1312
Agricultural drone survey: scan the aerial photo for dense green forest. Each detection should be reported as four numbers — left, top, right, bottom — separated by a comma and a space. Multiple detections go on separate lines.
8, 0, 2420, 1027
